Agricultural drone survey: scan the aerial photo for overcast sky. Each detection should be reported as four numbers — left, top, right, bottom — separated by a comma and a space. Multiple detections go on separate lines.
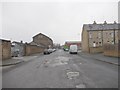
1, 0, 118, 45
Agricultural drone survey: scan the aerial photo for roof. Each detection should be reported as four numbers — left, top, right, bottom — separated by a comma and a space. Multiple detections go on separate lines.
65, 41, 81, 44
12, 41, 24, 45
30, 41, 45, 48
83, 23, 120, 31
0, 39, 11, 42
32, 33, 53, 41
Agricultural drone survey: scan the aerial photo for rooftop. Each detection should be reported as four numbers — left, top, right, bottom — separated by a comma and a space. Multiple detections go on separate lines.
83, 21, 120, 31
32, 33, 53, 41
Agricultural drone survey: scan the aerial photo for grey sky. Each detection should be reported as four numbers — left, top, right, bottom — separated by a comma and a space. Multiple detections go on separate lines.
1, 1, 118, 45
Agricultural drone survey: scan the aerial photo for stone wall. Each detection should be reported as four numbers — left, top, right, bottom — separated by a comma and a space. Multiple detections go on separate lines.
89, 47, 103, 53
25, 44, 44, 56
0, 40, 11, 60
103, 43, 120, 57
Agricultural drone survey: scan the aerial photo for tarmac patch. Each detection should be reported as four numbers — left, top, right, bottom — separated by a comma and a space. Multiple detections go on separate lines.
50, 56, 69, 67
76, 84, 86, 88
67, 71, 79, 79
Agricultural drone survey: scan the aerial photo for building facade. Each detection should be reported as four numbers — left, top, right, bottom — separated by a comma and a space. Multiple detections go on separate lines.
0, 39, 11, 60
82, 21, 120, 53
30, 33, 53, 48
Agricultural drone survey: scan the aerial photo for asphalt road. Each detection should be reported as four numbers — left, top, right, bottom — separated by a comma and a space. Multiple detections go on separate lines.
2, 49, 118, 88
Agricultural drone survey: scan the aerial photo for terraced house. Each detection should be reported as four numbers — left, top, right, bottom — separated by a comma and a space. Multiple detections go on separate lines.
82, 21, 120, 54
30, 33, 53, 49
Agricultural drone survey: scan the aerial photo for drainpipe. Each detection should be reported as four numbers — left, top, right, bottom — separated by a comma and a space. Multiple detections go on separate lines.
114, 29, 115, 44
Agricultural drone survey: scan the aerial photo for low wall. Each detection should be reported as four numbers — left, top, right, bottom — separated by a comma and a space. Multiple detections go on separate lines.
103, 43, 120, 57
0, 40, 11, 60
25, 44, 44, 56
89, 47, 103, 53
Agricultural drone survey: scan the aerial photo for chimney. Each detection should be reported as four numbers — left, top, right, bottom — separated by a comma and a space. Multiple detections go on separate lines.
93, 21, 97, 24
21, 40, 23, 44
114, 21, 117, 24
104, 21, 107, 24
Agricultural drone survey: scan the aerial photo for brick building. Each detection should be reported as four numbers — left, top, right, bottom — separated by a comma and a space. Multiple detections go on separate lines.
82, 21, 120, 53
30, 33, 53, 48
64, 41, 81, 50
0, 39, 11, 60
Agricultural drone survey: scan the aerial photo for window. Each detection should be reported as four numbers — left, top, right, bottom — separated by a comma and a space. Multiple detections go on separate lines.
98, 32, 101, 38
89, 32, 92, 39
111, 32, 114, 38
112, 41, 114, 44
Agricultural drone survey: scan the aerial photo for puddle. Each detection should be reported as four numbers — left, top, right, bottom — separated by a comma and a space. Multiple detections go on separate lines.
67, 72, 79, 79
76, 84, 86, 88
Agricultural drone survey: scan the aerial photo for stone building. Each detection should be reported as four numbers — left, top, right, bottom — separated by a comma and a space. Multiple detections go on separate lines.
0, 39, 11, 60
30, 33, 53, 48
82, 21, 120, 53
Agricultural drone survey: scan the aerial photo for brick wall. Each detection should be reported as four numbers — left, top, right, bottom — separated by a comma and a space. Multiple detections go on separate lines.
0, 40, 11, 60
25, 44, 44, 56
103, 43, 120, 57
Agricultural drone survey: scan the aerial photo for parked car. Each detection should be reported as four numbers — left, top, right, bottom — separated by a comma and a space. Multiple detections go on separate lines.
52, 49, 56, 52
63, 48, 69, 51
48, 48, 53, 53
69, 45, 78, 54
43, 49, 50, 55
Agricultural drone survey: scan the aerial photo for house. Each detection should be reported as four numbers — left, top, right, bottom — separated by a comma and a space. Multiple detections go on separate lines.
64, 41, 81, 50
82, 21, 120, 53
0, 39, 11, 60
11, 41, 25, 57
30, 33, 53, 48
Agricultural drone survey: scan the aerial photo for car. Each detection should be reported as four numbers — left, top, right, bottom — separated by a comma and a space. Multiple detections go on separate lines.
52, 49, 56, 52
63, 48, 69, 51
69, 45, 78, 54
43, 49, 50, 55
48, 48, 53, 53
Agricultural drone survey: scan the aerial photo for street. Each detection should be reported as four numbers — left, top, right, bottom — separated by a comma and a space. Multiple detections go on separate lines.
2, 49, 118, 88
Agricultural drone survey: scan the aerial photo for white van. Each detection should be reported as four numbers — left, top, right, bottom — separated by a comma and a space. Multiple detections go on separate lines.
69, 45, 78, 54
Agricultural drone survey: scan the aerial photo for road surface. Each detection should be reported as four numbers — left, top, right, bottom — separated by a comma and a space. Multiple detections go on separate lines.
2, 49, 118, 88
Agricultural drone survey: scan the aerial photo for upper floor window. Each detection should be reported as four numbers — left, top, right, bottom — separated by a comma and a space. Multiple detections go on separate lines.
89, 32, 92, 39
111, 32, 114, 38
98, 32, 101, 38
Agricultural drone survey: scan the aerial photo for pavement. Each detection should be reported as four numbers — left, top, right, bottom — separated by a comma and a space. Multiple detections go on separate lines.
78, 51, 119, 66
0, 53, 43, 67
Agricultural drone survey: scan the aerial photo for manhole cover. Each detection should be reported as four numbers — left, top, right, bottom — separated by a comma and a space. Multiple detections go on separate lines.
76, 84, 86, 88
67, 72, 79, 79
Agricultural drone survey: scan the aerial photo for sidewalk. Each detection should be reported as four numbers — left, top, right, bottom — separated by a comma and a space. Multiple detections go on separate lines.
78, 52, 119, 66
0, 53, 42, 67
0, 58, 24, 67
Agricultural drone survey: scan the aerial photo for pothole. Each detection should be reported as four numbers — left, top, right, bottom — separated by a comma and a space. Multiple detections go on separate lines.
50, 56, 70, 67
67, 71, 79, 79
76, 84, 86, 88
